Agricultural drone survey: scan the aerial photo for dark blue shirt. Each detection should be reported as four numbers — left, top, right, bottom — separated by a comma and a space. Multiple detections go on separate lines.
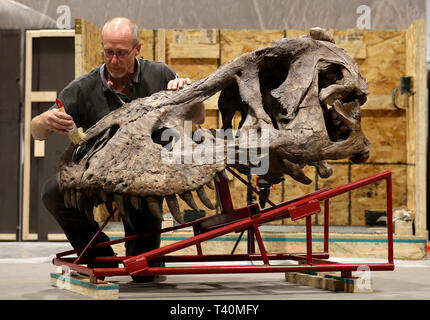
55, 58, 177, 131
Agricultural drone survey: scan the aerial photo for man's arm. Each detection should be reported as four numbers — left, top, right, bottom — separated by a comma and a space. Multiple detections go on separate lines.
31, 108, 75, 140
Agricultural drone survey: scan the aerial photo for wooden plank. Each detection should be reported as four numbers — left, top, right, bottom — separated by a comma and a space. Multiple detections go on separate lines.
50, 273, 119, 299
155, 29, 166, 63
172, 29, 217, 44
0, 234, 16, 240
83, 20, 103, 74
220, 30, 285, 65
47, 233, 67, 241
38, 30, 75, 38
74, 19, 103, 76
30, 91, 56, 102
361, 94, 396, 110
285, 272, 373, 293
74, 19, 85, 78
406, 19, 427, 236
169, 43, 220, 59
137, 29, 154, 61
164, 29, 219, 81
33, 140, 45, 157
23, 30, 34, 241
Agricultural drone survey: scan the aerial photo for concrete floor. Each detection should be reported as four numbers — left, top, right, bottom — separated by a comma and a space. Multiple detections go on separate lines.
0, 242, 429, 300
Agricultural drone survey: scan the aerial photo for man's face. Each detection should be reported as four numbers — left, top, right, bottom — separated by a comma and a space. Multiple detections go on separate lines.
102, 28, 140, 79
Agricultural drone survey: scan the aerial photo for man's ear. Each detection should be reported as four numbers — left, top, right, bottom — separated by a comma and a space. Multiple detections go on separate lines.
135, 42, 142, 56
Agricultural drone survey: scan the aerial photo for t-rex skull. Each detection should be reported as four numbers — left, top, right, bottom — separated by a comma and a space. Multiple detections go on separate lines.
59, 28, 370, 226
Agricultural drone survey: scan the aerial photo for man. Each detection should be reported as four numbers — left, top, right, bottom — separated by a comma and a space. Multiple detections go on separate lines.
31, 17, 191, 282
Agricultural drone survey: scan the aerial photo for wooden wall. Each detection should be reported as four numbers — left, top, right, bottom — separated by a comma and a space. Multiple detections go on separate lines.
75, 19, 426, 229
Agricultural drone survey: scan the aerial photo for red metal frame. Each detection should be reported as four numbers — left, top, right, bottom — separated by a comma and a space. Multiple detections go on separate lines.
53, 170, 395, 284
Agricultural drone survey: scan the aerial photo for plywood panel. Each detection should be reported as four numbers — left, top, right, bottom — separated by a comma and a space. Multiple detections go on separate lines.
405, 19, 427, 236
165, 29, 219, 81
359, 30, 406, 96
317, 164, 350, 226
350, 165, 407, 226
137, 29, 154, 61
282, 166, 317, 225
220, 30, 285, 65
361, 110, 407, 163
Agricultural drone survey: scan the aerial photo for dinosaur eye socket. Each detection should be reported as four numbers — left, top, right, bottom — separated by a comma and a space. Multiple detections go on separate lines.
318, 62, 344, 90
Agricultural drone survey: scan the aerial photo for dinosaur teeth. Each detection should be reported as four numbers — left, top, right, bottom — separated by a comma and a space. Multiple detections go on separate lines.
179, 191, 199, 211
114, 194, 134, 232
165, 194, 184, 224
70, 188, 77, 209
100, 190, 108, 202
146, 196, 164, 221
220, 170, 230, 181
76, 190, 84, 212
105, 198, 115, 215
91, 194, 100, 207
84, 198, 95, 222
129, 195, 141, 211
206, 180, 215, 190
196, 187, 215, 209
63, 189, 72, 209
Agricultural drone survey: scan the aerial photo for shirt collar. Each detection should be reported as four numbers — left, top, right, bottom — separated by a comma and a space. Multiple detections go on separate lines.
100, 58, 141, 91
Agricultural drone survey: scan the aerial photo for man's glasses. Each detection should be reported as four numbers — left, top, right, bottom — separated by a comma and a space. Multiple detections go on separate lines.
102, 45, 136, 60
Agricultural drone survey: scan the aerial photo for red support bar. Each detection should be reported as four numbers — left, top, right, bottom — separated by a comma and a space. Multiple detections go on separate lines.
53, 170, 395, 283
226, 167, 276, 207
386, 174, 394, 263
129, 263, 394, 276
73, 212, 114, 265
252, 223, 269, 264
215, 171, 234, 214
324, 199, 330, 253
306, 216, 312, 265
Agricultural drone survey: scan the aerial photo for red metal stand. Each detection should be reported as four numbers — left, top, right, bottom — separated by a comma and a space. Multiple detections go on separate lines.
53, 170, 395, 283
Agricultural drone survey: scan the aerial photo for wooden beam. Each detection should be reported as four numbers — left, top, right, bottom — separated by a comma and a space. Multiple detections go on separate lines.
405, 19, 427, 237
285, 272, 373, 293
50, 273, 119, 299
30, 91, 56, 102
74, 19, 85, 78
169, 43, 220, 59
155, 29, 166, 63
361, 94, 397, 110
0, 234, 17, 241
23, 30, 36, 241
47, 233, 68, 241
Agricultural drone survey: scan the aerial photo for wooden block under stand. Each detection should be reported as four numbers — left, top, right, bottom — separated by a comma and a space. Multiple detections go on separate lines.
50, 272, 119, 299
285, 272, 373, 293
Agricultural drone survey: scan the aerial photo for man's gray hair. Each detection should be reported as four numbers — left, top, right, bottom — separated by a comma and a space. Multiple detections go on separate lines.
102, 17, 139, 47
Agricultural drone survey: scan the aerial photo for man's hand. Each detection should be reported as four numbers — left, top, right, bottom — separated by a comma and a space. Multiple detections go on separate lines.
44, 109, 75, 135
31, 109, 75, 140
167, 77, 191, 90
